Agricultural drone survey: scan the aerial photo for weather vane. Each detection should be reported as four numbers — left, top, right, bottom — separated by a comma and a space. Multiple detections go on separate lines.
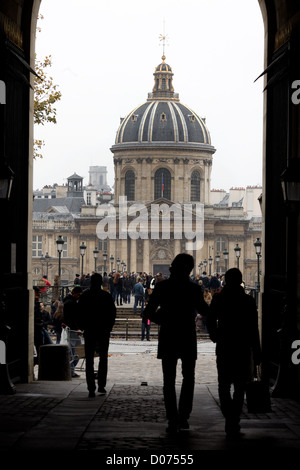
159, 19, 169, 57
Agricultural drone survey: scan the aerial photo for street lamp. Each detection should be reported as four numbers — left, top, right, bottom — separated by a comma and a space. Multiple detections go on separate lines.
254, 238, 262, 292
110, 254, 114, 272
93, 248, 99, 272
234, 244, 241, 269
56, 235, 64, 278
208, 255, 213, 275
203, 259, 207, 273
103, 252, 108, 273
215, 252, 220, 273
116, 257, 120, 272
121, 260, 125, 273
80, 242, 86, 276
223, 249, 229, 272
40, 252, 52, 278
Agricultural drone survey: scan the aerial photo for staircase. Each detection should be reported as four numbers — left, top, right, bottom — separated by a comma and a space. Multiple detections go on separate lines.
111, 305, 159, 340
111, 304, 209, 341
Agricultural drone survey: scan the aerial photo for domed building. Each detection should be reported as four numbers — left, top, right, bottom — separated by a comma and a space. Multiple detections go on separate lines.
31, 54, 262, 287
112, 55, 215, 205
108, 55, 261, 278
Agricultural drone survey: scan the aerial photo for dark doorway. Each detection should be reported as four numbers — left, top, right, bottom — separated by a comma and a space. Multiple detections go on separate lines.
153, 264, 170, 278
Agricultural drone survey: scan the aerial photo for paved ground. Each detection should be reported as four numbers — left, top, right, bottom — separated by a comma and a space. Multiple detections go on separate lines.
1, 338, 300, 458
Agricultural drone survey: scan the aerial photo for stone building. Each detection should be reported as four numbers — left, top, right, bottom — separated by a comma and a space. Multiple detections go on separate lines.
32, 56, 262, 287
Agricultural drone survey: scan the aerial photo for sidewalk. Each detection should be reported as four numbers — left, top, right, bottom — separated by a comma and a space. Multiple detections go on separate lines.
1, 339, 300, 454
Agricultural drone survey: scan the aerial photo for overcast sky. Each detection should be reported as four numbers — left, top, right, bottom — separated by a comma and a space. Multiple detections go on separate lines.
33, 0, 265, 193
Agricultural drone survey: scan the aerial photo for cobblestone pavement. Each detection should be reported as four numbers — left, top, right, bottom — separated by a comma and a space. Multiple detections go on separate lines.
1, 339, 300, 453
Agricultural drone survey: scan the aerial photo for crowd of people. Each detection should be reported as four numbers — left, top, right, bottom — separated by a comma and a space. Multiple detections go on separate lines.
33, 258, 260, 439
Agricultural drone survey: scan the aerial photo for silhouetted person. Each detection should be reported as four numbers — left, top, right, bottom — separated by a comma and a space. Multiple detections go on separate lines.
206, 268, 261, 438
78, 273, 116, 397
143, 253, 209, 433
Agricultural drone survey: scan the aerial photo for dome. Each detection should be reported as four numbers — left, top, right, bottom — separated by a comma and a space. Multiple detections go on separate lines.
112, 56, 213, 150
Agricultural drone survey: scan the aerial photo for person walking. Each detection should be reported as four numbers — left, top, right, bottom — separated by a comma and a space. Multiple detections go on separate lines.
206, 268, 262, 438
78, 273, 116, 397
143, 253, 209, 433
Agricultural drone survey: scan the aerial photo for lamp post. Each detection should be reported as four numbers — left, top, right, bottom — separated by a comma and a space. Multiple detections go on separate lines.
234, 244, 241, 269
56, 236, 64, 278
203, 259, 207, 273
215, 252, 220, 274
208, 255, 213, 275
116, 257, 120, 272
110, 255, 114, 272
93, 248, 99, 272
103, 252, 108, 273
253, 238, 262, 291
80, 242, 86, 276
223, 249, 229, 272
40, 252, 52, 278
121, 260, 125, 273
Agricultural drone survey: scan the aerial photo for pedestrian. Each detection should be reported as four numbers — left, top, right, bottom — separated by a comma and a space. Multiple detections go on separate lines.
33, 286, 44, 365
63, 286, 83, 378
141, 317, 151, 341
143, 253, 209, 433
52, 301, 64, 344
73, 274, 80, 286
206, 268, 262, 438
132, 279, 145, 314
78, 273, 116, 397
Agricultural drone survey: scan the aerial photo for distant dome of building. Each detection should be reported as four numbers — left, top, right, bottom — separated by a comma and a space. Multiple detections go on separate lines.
112, 55, 213, 150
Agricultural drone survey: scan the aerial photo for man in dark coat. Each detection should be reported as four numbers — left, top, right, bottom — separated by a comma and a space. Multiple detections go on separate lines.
206, 268, 262, 438
78, 273, 116, 397
143, 253, 209, 433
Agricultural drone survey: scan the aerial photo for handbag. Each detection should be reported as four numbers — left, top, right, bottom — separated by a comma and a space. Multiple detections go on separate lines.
246, 366, 272, 413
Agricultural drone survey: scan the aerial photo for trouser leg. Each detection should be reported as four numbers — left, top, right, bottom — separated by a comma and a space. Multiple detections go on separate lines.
97, 336, 109, 389
162, 357, 178, 423
84, 338, 96, 392
178, 358, 196, 421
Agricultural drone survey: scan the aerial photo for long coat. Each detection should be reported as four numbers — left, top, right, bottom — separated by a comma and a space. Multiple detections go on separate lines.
78, 288, 116, 339
143, 276, 209, 359
206, 285, 261, 379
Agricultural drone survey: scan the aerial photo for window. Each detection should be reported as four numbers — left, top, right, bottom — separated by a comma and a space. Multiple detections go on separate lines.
216, 236, 227, 253
154, 168, 171, 200
62, 236, 68, 258
87, 192, 92, 205
32, 235, 43, 257
125, 170, 135, 201
191, 171, 200, 201
98, 240, 107, 251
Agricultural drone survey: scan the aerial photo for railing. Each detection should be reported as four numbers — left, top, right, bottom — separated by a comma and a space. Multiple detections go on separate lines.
38, 285, 75, 305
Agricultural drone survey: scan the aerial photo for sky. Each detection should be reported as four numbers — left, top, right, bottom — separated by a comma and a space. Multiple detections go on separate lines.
33, 0, 265, 193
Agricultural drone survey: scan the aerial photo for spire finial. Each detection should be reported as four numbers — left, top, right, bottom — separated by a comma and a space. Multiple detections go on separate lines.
159, 18, 168, 60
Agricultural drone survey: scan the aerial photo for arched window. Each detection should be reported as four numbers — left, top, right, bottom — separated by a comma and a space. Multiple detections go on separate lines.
154, 168, 171, 200
191, 170, 200, 201
125, 170, 135, 201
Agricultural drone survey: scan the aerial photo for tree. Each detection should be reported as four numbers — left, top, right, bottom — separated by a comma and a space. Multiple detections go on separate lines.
34, 15, 62, 159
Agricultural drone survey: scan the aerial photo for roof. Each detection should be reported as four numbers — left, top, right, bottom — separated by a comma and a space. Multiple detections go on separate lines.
33, 197, 85, 214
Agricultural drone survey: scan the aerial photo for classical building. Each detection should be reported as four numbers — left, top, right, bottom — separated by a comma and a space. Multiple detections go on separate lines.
32, 56, 262, 287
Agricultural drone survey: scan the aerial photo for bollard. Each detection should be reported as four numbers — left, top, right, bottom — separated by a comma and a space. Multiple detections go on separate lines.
38, 344, 71, 381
